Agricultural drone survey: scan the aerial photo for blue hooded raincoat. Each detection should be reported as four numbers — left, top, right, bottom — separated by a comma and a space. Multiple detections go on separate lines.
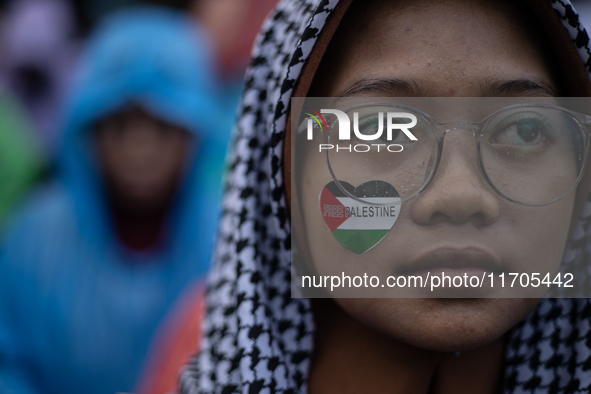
0, 7, 228, 394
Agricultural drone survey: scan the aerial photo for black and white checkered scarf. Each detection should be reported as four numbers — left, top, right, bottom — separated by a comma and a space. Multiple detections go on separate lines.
180, 1, 591, 392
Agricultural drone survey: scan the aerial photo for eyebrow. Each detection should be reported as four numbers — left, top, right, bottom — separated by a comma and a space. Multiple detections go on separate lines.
332, 77, 557, 99
335, 78, 426, 97
480, 78, 557, 97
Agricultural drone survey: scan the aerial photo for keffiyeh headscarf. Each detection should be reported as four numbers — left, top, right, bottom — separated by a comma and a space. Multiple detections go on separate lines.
180, 1, 591, 392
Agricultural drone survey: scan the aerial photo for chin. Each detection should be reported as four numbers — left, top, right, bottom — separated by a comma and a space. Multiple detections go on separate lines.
337, 297, 541, 352
398, 308, 508, 352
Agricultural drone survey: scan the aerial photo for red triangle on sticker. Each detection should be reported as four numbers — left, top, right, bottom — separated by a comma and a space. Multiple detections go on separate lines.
320, 187, 349, 232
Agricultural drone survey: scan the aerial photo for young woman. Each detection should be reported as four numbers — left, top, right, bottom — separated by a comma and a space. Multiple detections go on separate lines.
180, 0, 591, 392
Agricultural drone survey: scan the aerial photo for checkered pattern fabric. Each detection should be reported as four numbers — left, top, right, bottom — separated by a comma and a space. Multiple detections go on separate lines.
179, 1, 591, 392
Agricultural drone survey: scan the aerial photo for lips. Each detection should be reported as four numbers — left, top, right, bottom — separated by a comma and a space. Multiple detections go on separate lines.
398, 247, 504, 277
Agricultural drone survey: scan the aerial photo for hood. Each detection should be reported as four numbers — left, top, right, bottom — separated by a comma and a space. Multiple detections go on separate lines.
180, 1, 591, 393
0, 0, 78, 151
58, 6, 226, 263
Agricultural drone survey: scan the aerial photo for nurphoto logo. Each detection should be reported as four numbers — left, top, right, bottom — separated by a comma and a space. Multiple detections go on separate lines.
304, 107, 418, 153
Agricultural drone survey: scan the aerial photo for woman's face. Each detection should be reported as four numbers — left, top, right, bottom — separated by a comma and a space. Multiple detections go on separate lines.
299, 0, 576, 351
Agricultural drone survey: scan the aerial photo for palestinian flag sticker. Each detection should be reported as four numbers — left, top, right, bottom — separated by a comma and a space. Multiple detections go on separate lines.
319, 180, 401, 254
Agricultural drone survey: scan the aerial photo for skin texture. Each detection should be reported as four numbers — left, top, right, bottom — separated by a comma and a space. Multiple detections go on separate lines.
294, 0, 579, 392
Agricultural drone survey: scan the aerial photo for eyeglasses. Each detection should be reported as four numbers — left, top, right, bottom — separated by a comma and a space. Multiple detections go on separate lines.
312, 102, 591, 206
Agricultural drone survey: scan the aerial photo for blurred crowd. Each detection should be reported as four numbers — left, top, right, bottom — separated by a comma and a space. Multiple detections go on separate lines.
0, 0, 276, 393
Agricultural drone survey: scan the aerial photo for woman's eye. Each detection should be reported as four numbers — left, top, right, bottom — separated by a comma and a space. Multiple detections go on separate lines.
357, 116, 382, 137
387, 118, 410, 143
354, 116, 413, 143
490, 119, 549, 145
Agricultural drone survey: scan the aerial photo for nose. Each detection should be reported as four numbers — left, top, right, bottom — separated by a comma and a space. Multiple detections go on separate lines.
410, 128, 501, 226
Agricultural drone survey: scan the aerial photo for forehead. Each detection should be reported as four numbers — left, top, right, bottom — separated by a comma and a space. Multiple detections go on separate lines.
314, 0, 556, 97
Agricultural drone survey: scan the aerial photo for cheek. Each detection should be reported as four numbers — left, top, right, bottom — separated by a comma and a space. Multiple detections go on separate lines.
299, 152, 371, 277
499, 194, 575, 276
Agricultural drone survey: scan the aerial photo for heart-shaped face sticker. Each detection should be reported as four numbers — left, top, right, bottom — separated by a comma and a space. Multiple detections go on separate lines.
319, 180, 401, 254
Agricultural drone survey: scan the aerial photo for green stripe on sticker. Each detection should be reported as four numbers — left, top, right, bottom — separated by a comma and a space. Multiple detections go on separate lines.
332, 229, 390, 254
320, 180, 401, 254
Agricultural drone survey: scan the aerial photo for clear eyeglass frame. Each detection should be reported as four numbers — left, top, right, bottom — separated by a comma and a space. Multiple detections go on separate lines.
317, 102, 591, 207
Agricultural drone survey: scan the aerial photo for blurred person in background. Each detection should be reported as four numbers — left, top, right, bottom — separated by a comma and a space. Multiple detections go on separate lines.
0, 90, 43, 229
0, 6, 227, 394
0, 0, 197, 160
0, 0, 79, 158
191, 0, 279, 130
191, 0, 278, 76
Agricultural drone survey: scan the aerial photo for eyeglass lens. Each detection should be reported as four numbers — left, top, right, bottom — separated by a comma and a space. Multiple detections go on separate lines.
325, 103, 587, 205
